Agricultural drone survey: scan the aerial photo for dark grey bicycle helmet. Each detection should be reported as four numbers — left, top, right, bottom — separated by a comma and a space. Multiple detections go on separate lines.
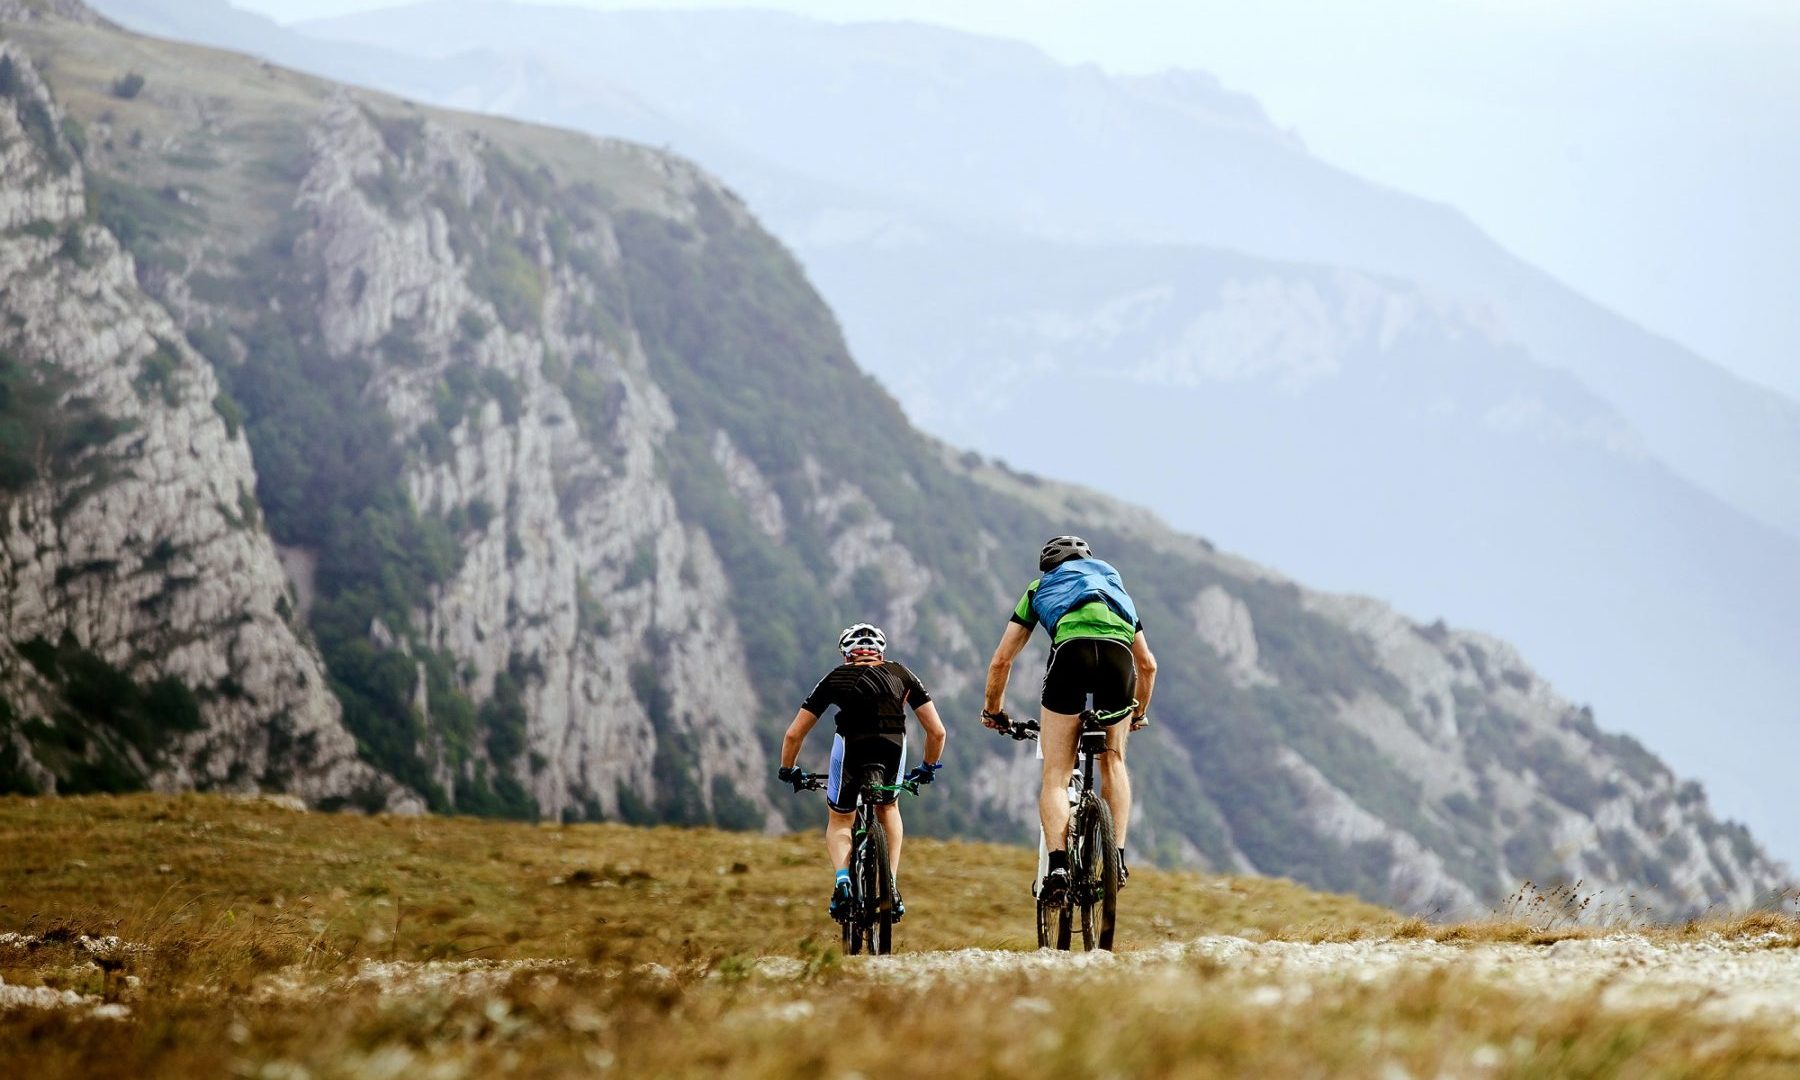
1039, 535, 1092, 572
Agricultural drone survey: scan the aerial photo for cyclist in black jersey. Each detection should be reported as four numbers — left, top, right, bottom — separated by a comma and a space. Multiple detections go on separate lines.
983, 536, 1158, 903
778, 623, 947, 920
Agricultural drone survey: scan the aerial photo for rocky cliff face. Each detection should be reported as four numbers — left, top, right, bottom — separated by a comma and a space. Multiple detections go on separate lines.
1301, 591, 1767, 916
0, 6, 1785, 918
0, 42, 407, 808
287, 99, 773, 824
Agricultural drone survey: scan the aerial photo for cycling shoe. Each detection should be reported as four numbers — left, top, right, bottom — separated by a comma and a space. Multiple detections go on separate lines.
1039, 867, 1071, 907
828, 880, 853, 920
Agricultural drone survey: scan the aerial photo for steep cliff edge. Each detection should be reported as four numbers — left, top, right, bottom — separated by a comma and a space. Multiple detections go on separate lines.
0, 6, 1784, 917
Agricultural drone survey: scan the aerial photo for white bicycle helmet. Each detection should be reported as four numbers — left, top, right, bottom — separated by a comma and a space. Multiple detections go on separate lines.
838, 622, 887, 658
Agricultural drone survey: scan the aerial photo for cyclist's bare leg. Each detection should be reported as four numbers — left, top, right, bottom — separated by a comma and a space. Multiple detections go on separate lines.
1037, 707, 1082, 851
875, 801, 903, 876
826, 807, 854, 871
1098, 720, 1131, 848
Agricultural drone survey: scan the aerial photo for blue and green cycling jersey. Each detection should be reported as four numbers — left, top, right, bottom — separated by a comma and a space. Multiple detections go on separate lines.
1010, 579, 1141, 646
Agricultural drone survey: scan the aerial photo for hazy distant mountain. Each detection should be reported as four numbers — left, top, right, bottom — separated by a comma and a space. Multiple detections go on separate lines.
81, 0, 1800, 863
297, 2, 1800, 547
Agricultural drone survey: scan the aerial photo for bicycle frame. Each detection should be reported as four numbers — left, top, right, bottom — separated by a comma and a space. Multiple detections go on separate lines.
850, 779, 918, 850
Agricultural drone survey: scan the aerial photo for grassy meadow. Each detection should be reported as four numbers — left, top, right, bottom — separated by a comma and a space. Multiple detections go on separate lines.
2, 794, 1799, 1078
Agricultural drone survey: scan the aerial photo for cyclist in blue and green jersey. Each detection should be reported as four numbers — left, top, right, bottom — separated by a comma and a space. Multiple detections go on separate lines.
982, 536, 1158, 904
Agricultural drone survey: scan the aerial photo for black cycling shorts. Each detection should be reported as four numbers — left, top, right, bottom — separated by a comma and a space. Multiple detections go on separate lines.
1041, 637, 1136, 719
826, 732, 906, 813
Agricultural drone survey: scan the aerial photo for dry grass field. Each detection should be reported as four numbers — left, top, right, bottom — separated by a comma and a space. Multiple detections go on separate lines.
4, 795, 1800, 1078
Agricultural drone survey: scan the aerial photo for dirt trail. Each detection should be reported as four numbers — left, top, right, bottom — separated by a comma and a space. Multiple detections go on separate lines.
240, 934, 1800, 1024
13, 931, 1800, 1027
814, 934, 1800, 1022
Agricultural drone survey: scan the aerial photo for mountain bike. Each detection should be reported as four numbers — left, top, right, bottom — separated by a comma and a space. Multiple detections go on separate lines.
790, 768, 921, 956
994, 705, 1131, 951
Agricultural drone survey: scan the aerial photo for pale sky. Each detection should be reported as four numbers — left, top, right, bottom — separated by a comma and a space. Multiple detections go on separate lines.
242, 0, 1800, 400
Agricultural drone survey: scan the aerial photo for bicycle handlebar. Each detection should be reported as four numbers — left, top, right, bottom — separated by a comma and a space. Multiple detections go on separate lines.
784, 775, 923, 797
994, 717, 1040, 741
989, 704, 1138, 742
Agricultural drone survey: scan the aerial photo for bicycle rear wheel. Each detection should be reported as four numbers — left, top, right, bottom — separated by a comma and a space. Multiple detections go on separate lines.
865, 819, 896, 955
1076, 795, 1120, 952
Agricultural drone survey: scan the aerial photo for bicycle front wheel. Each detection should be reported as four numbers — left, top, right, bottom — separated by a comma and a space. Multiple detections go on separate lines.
1076, 795, 1119, 952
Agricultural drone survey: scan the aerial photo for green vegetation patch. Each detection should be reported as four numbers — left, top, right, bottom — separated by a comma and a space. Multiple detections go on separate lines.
0, 348, 132, 493
87, 174, 202, 271
462, 652, 536, 819
110, 71, 146, 100
133, 338, 182, 406
8, 630, 203, 794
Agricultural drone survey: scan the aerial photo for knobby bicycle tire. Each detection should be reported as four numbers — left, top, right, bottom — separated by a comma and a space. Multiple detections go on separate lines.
1036, 848, 1072, 951
1077, 795, 1120, 951
1037, 895, 1073, 951
1037, 823, 1074, 951
843, 848, 864, 956
865, 817, 896, 955
844, 820, 875, 956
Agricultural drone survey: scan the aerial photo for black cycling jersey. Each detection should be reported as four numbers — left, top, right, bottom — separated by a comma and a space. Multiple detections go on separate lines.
801, 660, 931, 738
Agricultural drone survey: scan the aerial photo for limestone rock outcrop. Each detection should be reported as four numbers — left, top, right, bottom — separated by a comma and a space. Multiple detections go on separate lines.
0, 43, 411, 809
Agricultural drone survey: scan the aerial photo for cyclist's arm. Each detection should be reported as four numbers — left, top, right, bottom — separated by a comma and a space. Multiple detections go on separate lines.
780, 708, 822, 769
1131, 630, 1158, 720
984, 621, 1031, 719
913, 700, 947, 765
